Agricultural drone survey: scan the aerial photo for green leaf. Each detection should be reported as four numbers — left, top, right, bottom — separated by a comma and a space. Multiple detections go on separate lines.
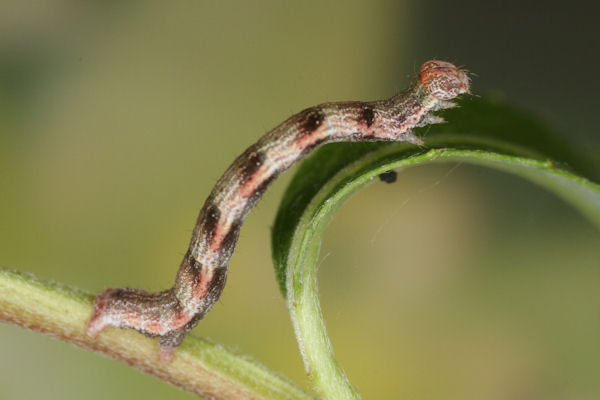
271, 96, 600, 399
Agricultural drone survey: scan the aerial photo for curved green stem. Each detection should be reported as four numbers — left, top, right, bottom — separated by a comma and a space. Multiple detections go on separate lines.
272, 97, 600, 399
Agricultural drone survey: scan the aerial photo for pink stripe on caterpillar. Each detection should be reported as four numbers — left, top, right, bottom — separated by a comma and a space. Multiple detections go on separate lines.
87, 60, 471, 361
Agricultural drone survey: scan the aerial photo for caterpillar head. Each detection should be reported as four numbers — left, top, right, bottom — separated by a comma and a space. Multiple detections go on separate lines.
419, 60, 471, 100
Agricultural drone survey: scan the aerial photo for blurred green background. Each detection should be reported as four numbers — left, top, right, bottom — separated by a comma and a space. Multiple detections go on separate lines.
1, 1, 598, 399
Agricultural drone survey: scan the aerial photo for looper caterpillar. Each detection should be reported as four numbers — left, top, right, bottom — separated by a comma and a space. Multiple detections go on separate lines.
87, 60, 471, 362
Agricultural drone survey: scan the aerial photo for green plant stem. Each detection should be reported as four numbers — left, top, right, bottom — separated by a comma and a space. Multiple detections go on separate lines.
274, 143, 600, 399
0, 267, 313, 400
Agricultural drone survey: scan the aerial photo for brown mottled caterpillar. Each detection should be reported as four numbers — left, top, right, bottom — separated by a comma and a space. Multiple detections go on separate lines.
87, 60, 471, 361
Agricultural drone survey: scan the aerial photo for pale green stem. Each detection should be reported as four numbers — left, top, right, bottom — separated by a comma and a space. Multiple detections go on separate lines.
283, 147, 600, 399
0, 267, 314, 400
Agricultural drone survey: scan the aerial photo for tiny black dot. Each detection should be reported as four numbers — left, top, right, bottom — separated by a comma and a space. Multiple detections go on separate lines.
378, 170, 397, 184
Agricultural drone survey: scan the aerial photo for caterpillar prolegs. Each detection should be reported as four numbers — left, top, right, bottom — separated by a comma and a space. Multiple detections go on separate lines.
87, 60, 471, 361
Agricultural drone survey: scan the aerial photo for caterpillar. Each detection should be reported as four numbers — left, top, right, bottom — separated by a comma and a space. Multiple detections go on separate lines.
87, 60, 471, 362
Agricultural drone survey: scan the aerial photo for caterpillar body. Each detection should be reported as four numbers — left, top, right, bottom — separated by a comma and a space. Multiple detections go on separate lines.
87, 60, 471, 361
